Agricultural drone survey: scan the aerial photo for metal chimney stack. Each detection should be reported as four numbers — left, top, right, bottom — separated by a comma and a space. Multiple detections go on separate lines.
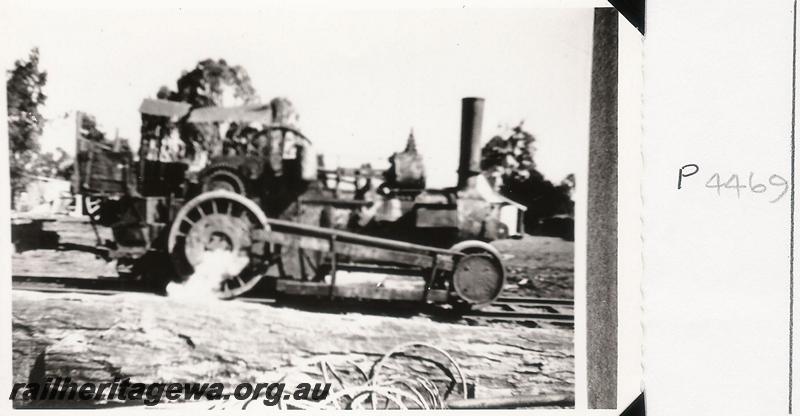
457, 97, 485, 189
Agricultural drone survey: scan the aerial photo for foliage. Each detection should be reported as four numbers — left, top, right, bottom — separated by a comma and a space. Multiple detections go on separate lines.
502, 170, 575, 232
142, 59, 259, 157
481, 124, 536, 175
78, 111, 129, 152
18, 148, 73, 180
481, 123, 575, 234
7, 47, 47, 205
175, 59, 257, 107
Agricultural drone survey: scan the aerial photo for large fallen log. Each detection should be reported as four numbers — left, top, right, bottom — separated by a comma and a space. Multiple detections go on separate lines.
12, 290, 573, 408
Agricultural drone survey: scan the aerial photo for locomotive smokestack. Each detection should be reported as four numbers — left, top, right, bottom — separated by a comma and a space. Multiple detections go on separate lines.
457, 97, 485, 189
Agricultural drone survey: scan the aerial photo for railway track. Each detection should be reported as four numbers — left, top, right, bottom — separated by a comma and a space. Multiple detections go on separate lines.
11, 274, 573, 328
461, 296, 574, 328
10, 275, 278, 305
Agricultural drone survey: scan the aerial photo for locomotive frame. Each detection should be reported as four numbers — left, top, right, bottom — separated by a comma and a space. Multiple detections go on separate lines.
75, 97, 521, 308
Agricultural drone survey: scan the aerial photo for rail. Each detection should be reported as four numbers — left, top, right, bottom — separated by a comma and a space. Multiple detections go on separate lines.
11, 274, 574, 327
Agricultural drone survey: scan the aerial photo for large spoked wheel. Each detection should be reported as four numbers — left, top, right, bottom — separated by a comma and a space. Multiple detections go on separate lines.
449, 240, 506, 308
167, 190, 271, 299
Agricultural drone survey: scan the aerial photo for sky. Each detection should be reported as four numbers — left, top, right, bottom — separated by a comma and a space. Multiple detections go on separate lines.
2, 6, 594, 187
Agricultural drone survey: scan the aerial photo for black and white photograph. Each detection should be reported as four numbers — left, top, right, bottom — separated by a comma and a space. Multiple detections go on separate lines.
2, 2, 636, 411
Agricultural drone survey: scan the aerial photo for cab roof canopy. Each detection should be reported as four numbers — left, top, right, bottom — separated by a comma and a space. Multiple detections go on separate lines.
138, 99, 192, 118
138, 98, 274, 124
138, 98, 308, 139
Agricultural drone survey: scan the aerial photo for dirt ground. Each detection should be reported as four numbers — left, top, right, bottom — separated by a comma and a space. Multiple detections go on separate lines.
491, 235, 574, 299
11, 215, 574, 300
11, 215, 116, 278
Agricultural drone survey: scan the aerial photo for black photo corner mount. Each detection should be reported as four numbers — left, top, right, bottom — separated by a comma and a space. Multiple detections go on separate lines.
608, 0, 645, 35
620, 392, 646, 416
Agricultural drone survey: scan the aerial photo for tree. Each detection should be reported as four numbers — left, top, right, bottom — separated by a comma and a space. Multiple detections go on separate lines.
142, 59, 258, 158
7, 47, 47, 207
20, 149, 72, 180
480, 123, 574, 235
174, 59, 257, 108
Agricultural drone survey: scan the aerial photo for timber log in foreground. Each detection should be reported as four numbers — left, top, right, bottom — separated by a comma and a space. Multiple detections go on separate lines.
12, 290, 573, 409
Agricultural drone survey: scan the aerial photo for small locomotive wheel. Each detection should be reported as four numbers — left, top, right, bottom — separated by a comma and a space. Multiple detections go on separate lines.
201, 169, 246, 194
449, 241, 506, 306
167, 190, 271, 298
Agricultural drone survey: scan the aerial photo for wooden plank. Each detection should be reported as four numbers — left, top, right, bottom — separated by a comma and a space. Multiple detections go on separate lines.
138, 98, 192, 118
266, 218, 461, 256
266, 231, 451, 270
337, 244, 436, 269
187, 104, 272, 123
416, 206, 459, 228
276, 279, 449, 302
299, 197, 374, 208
